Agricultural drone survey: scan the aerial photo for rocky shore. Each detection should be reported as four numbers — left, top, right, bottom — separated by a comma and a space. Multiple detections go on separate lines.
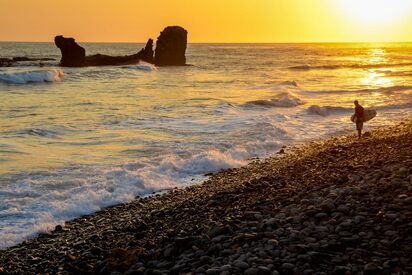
1, 122, 411, 275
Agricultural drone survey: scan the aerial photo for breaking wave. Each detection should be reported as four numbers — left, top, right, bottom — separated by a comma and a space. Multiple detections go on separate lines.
244, 92, 304, 108
0, 69, 63, 84
307, 105, 351, 116
122, 63, 157, 71
0, 124, 287, 248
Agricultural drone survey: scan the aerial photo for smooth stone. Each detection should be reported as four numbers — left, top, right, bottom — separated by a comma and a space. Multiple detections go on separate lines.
258, 266, 271, 273
55, 224, 63, 232
221, 249, 234, 256
384, 230, 397, 236
265, 218, 277, 226
404, 197, 412, 204
267, 239, 279, 246
244, 267, 259, 275
219, 265, 232, 272
364, 262, 379, 271
282, 263, 295, 269
195, 267, 206, 273
233, 260, 249, 270
163, 247, 176, 258
207, 225, 227, 237
200, 256, 213, 264
206, 268, 220, 275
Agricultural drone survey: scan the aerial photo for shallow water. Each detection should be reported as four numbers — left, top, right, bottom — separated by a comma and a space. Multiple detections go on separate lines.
1, 42, 412, 248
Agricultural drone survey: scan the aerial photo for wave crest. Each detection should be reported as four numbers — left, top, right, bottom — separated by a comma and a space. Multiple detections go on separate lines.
122, 63, 157, 72
245, 92, 304, 108
0, 69, 63, 84
307, 105, 351, 116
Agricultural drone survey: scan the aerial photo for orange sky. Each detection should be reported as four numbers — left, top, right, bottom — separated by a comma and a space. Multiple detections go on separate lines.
1, 0, 412, 42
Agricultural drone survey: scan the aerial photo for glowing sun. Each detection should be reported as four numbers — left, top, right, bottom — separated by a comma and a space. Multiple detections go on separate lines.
337, 0, 412, 24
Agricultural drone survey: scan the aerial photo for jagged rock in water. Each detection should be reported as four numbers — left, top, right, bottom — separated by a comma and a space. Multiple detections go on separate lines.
137, 39, 154, 63
54, 26, 188, 67
54, 35, 86, 67
12, 57, 55, 62
0, 58, 12, 67
0, 57, 55, 67
54, 36, 147, 67
154, 26, 187, 66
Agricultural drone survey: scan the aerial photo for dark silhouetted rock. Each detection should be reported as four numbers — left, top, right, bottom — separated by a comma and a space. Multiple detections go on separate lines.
137, 39, 154, 63
54, 35, 143, 67
12, 57, 55, 62
0, 57, 56, 67
85, 54, 139, 66
154, 26, 187, 66
0, 58, 12, 67
54, 35, 86, 67
53, 26, 188, 67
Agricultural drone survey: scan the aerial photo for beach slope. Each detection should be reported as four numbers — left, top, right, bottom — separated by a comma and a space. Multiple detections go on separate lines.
1, 122, 411, 274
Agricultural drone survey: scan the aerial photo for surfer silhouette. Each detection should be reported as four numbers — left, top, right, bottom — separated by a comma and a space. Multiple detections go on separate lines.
353, 100, 364, 139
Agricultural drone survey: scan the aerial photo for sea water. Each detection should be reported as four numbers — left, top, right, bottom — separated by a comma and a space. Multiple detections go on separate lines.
1, 42, 412, 248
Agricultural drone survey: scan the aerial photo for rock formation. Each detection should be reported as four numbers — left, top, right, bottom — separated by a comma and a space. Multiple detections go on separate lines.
136, 39, 154, 64
53, 26, 187, 67
154, 26, 187, 66
1, 26, 188, 68
0, 57, 55, 67
54, 35, 86, 67
0, 58, 12, 67
12, 57, 55, 62
54, 35, 142, 67
85, 54, 139, 66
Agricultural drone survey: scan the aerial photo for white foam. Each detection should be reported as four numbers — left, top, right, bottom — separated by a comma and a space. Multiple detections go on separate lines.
122, 63, 157, 72
0, 69, 63, 84
0, 122, 289, 248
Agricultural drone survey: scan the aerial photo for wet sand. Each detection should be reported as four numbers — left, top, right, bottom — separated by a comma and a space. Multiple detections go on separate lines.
1, 122, 411, 274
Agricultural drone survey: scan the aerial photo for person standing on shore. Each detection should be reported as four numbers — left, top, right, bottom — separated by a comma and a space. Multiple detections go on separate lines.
354, 100, 364, 139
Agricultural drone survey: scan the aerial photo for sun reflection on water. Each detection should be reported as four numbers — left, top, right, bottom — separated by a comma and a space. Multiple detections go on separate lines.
361, 71, 392, 87
360, 48, 393, 88
368, 48, 386, 64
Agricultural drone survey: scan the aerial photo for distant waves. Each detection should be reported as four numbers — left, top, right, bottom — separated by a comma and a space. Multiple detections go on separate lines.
288, 62, 412, 71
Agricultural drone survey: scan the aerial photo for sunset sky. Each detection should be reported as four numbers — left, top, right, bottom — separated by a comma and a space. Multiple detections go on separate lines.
1, 0, 412, 42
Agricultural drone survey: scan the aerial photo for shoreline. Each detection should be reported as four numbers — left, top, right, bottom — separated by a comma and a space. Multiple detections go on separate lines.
1, 122, 411, 274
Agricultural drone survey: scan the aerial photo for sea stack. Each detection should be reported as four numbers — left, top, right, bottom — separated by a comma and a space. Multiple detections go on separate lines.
54, 26, 188, 67
155, 26, 187, 66
54, 35, 86, 67
137, 39, 155, 64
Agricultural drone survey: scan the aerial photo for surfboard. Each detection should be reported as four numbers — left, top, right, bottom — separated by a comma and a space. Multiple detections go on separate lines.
351, 109, 377, 123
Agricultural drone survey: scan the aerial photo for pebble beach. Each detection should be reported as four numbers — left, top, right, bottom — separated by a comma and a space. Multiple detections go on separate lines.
1, 121, 411, 275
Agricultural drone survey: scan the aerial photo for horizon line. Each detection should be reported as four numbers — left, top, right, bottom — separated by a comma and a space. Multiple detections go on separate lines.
1, 40, 412, 44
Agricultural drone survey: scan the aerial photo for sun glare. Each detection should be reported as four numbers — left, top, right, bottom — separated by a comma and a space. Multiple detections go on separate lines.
337, 0, 412, 25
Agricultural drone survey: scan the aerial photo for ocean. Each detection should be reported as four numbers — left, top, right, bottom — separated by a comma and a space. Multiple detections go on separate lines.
1, 42, 412, 248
